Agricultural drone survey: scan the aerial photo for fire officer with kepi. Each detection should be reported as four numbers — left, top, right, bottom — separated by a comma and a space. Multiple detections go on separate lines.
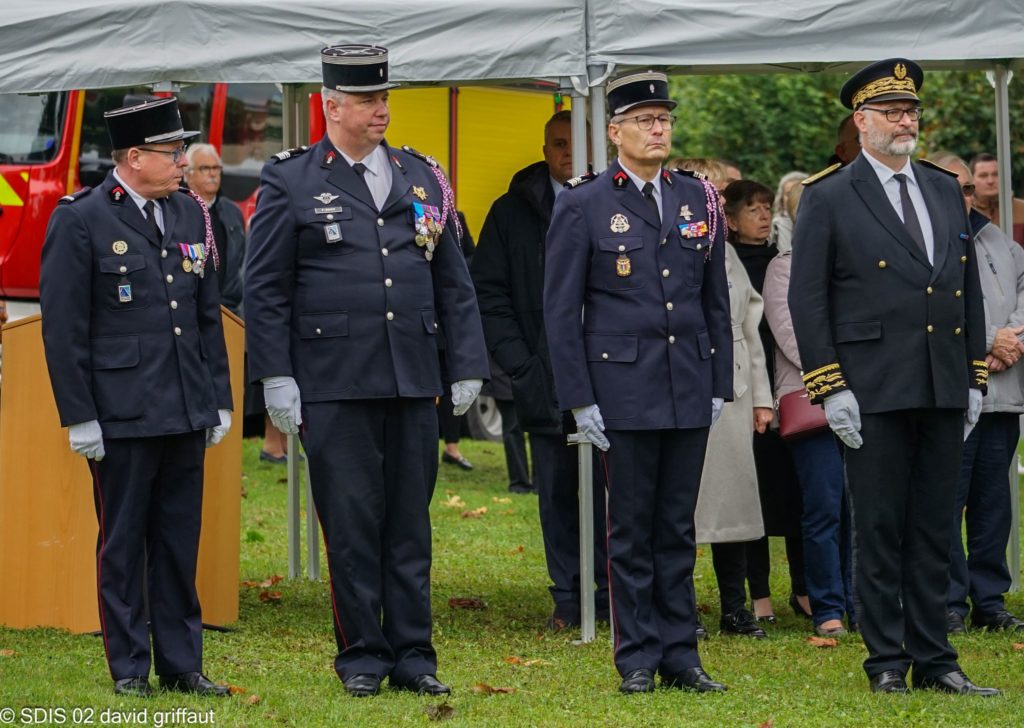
40, 97, 233, 698
544, 71, 733, 694
244, 45, 488, 698
789, 58, 998, 696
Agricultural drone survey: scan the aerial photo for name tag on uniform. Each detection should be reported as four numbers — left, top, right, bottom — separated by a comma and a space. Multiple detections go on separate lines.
324, 222, 342, 243
118, 284, 133, 303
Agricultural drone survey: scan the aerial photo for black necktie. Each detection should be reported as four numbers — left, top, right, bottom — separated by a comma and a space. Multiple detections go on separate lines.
893, 173, 927, 257
642, 181, 660, 223
352, 162, 375, 207
143, 200, 162, 240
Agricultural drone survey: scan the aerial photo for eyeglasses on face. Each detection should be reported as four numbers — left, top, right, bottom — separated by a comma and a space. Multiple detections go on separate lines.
616, 113, 677, 130
193, 165, 223, 175
137, 145, 188, 163
860, 106, 923, 122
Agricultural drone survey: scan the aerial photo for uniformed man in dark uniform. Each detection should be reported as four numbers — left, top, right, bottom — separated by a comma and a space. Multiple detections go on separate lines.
40, 97, 233, 698
245, 45, 488, 698
544, 71, 733, 694
789, 59, 998, 696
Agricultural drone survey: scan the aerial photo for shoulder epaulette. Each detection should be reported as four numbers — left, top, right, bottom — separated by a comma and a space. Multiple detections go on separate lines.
401, 145, 439, 168
271, 146, 308, 163
58, 187, 92, 204
919, 158, 959, 177
671, 168, 708, 181
564, 171, 597, 189
801, 163, 842, 186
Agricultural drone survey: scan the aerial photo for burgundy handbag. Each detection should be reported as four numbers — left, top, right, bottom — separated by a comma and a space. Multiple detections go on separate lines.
776, 389, 829, 441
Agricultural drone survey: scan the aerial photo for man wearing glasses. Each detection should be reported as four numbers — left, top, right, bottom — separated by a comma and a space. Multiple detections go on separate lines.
544, 71, 732, 694
39, 97, 233, 697
789, 59, 997, 696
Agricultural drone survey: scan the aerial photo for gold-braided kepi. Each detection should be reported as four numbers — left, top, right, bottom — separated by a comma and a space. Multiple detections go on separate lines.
839, 58, 924, 110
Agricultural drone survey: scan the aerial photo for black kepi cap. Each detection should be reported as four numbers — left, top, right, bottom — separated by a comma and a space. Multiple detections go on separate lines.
606, 71, 677, 116
103, 97, 199, 150
840, 58, 924, 110
322, 44, 399, 93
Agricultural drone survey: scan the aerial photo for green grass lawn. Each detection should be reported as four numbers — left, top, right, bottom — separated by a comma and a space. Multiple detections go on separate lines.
2, 437, 1024, 727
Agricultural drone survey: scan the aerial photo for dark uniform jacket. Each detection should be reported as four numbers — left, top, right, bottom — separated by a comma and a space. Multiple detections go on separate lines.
40, 173, 232, 439
472, 160, 562, 433
245, 137, 488, 400
544, 160, 733, 430
789, 153, 987, 412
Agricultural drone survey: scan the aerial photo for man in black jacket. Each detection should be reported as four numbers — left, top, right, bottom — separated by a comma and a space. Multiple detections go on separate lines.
471, 110, 608, 629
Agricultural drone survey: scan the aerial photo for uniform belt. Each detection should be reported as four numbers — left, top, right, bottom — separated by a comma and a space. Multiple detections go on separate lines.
732, 324, 744, 342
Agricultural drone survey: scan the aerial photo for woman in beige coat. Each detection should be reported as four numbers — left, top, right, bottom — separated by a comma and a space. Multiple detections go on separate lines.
695, 242, 775, 637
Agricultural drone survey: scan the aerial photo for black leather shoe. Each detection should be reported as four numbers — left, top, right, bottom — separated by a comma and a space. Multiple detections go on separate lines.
441, 452, 473, 470
159, 672, 230, 697
947, 610, 967, 634
720, 608, 767, 638
342, 673, 381, 697
113, 676, 153, 697
508, 482, 536, 494
619, 668, 656, 694
915, 670, 1000, 696
869, 670, 908, 694
392, 674, 451, 696
661, 667, 728, 692
971, 609, 1024, 632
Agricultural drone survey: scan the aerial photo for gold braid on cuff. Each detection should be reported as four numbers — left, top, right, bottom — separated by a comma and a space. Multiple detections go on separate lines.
972, 360, 990, 389
802, 363, 849, 405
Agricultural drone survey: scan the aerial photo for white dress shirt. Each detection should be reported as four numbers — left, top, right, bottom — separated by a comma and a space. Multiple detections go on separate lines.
861, 149, 935, 264
339, 145, 392, 211
113, 169, 164, 233
618, 158, 663, 220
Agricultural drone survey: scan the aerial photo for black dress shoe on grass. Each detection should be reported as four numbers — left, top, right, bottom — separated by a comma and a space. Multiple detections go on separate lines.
619, 668, 656, 694
720, 608, 767, 638
946, 610, 966, 634
342, 673, 381, 697
441, 452, 473, 470
159, 672, 229, 697
508, 482, 536, 494
661, 667, 727, 692
114, 676, 153, 697
392, 674, 451, 695
869, 670, 908, 694
914, 670, 1000, 696
971, 609, 1024, 632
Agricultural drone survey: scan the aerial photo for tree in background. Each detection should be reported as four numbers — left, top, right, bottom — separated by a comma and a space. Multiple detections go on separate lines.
670, 70, 1024, 192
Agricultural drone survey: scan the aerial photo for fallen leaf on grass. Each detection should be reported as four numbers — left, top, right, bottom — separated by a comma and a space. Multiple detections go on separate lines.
461, 507, 487, 519
759, 721, 774, 728
696, 603, 711, 615
448, 597, 486, 610
442, 494, 466, 508
509, 545, 525, 554
425, 702, 455, 721
504, 656, 550, 666
471, 683, 516, 694
806, 636, 838, 648
245, 695, 262, 706
492, 496, 512, 504
241, 574, 284, 588
696, 547, 706, 557
0, 649, 14, 657
258, 590, 283, 603
1013, 643, 1024, 650
227, 684, 247, 695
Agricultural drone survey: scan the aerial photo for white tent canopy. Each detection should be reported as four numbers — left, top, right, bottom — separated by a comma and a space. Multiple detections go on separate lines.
0, 0, 587, 93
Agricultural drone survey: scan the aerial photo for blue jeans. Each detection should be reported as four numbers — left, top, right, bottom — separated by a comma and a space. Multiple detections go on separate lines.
948, 412, 1018, 617
788, 431, 855, 625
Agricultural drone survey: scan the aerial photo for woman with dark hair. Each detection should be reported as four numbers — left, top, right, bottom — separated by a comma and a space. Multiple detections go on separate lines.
721, 180, 811, 624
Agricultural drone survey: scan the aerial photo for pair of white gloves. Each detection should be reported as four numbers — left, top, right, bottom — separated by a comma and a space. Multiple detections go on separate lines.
571, 398, 725, 451
261, 375, 483, 434
68, 410, 232, 461
822, 388, 983, 449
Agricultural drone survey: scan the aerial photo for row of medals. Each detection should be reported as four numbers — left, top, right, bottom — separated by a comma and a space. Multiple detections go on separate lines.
415, 217, 441, 261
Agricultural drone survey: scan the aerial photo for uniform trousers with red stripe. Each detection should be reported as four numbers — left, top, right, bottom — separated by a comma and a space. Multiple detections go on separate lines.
603, 427, 710, 678
301, 398, 439, 683
89, 431, 206, 680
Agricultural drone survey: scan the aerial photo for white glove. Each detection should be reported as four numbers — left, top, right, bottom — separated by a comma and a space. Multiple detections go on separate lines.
451, 379, 483, 417
69, 420, 105, 461
823, 390, 863, 449
263, 376, 302, 434
206, 409, 232, 448
964, 387, 983, 441
572, 404, 610, 451
711, 397, 725, 427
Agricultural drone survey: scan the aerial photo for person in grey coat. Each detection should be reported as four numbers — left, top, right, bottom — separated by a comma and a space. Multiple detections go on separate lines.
933, 154, 1024, 635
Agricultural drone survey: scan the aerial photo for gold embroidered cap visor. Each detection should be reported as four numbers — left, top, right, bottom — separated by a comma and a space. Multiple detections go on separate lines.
839, 58, 924, 110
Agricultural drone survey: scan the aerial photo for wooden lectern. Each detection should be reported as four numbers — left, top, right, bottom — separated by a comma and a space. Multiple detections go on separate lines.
0, 309, 243, 633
